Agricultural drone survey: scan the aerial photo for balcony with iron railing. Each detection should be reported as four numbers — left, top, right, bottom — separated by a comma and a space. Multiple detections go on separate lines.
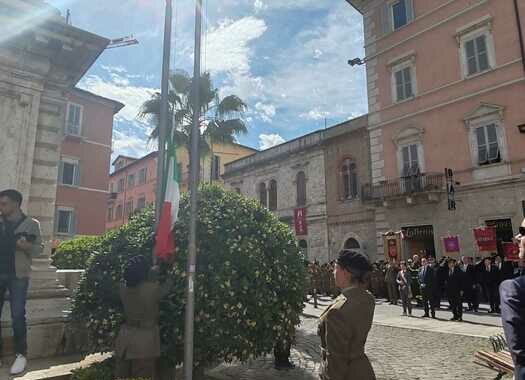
362, 172, 445, 204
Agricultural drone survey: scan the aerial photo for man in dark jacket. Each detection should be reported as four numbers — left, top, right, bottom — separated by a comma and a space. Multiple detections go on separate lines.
461, 256, 479, 312
479, 257, 500, 313
499, 275, 525, 380
418, 258, 435, 318
445, 258, 464, 321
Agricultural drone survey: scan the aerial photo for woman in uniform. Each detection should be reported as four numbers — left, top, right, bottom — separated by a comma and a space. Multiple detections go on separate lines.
318, 250, 376, 380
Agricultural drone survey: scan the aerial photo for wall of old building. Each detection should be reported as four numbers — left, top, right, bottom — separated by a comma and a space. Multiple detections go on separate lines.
225, 142, 329, 262
324, 121, 378, 262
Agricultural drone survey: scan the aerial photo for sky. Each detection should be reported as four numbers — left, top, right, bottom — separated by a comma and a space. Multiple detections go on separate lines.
47, 0, 368, 159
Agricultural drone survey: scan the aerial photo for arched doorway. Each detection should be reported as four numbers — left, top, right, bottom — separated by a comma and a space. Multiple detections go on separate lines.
344, 238, 360, 250
298, 239, 308, 258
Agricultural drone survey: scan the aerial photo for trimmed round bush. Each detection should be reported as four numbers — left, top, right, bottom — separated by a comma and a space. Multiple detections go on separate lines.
72, 185, 307, 368
51, 235, 102, 269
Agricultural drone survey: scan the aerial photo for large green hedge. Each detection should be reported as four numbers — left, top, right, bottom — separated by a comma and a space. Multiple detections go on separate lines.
72, 185, 307, 368
51, 235, 102, 269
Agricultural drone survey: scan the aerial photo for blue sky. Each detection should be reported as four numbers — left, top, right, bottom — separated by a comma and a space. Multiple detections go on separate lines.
48, 0, 367, 158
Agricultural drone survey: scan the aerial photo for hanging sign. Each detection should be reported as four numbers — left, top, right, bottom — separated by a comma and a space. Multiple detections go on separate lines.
473, 226, 497, 252
294, 208, 308, 236
443, 236, 460, 253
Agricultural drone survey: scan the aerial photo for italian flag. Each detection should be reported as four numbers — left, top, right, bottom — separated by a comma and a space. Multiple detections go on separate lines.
154, 135, 180, 261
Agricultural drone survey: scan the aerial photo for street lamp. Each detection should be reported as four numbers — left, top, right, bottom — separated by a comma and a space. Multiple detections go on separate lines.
517, 124, 525, 133
348, 57, 365, 66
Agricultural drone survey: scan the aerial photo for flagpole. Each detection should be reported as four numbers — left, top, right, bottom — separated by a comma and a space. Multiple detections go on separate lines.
184, 0, 203, 378
155, 0, 173, 262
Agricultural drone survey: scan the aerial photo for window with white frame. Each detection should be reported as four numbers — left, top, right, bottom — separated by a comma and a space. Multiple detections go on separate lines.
457, 18, 496, 78
66, 103, 83, 136
401, 144, 420, 177
476, 123, 501, 165
389, 0, 414, 31
59, 158, 80, 186
395, 66, 414, 102
56, 208, 75, 235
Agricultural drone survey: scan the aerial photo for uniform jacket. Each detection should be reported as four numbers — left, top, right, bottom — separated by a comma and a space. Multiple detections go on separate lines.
460, 264, 476, 290
0, 215, 42, 278
115, 271, 171, 360
499, 276, 525, 366
479, 265, 499, 288
318, 286, 376, 380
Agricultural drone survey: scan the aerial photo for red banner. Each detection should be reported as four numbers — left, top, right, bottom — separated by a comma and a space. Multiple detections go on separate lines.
443, 236, 460, 253
474, 227, 497, 252
294, 208, 307, 236
502, 242, 520, 261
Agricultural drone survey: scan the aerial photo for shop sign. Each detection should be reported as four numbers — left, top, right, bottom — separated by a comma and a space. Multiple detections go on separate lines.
294, 208, 307, 236
473, 227, 497, 252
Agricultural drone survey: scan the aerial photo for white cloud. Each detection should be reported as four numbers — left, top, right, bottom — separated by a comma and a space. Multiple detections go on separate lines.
259, 134, 285, 150
112, 130, 155, 158
206, 16, 267, 75
300, 108, 329, 121
255, 102, 276, 123
254, 0, 267, 11
80, 74, 157, 125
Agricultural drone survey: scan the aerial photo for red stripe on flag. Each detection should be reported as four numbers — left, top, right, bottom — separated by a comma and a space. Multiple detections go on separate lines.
155, 202, 176, 261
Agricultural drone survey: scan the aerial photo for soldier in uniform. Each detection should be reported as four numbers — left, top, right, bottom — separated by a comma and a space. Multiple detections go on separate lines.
114, 255, 172, 380
318, 250, 376, 380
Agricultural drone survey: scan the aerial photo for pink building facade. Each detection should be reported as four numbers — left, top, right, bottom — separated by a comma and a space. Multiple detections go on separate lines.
55, 88, 124, 238
348, 0, 525, 259
106, 152, 158, 230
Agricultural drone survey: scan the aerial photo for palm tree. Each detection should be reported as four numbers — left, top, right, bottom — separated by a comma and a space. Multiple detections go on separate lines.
138, 70, 248, 158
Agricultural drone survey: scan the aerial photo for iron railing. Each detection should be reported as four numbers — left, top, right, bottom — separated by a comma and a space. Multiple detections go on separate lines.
362, 172, 444, 201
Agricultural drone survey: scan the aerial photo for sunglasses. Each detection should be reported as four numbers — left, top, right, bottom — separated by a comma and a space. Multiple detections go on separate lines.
520, 227, 525, 235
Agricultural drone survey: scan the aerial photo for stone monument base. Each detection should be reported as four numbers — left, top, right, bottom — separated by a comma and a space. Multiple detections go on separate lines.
1, 259, 82, 359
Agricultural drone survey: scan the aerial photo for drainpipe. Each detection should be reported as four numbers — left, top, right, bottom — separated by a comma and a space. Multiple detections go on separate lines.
514, 0, 525, 74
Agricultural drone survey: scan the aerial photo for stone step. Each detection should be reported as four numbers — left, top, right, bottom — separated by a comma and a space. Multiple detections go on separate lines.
0, 353, 109, 380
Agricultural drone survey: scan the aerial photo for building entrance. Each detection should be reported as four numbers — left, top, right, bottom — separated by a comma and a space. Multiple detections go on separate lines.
485, 218, 514, 256
401, 225, 436, 259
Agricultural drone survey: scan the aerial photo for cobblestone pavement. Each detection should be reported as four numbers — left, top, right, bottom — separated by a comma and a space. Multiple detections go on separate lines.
207, 311, 505, 380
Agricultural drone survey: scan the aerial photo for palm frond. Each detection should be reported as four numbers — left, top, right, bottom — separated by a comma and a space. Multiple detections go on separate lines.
217, 95, 247, 117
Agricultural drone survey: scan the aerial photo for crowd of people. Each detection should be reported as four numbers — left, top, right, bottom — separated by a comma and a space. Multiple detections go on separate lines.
309, 252, 525, 321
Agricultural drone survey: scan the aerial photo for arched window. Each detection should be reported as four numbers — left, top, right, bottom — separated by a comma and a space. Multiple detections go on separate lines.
298, 239, 308, 257
258, 183, 267, 207
344, 238, 360, 250
296, 171, 306, 206
341, 159, 359, 200
268, 180, 277, 211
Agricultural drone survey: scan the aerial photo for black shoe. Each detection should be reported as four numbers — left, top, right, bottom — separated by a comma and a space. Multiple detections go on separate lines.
450, 317, 457, 321
422, 314, 429, 318
458, 318, 463, 322
431, 314, 436, 319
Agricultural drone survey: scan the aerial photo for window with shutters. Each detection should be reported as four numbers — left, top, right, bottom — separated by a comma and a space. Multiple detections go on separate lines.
390, 57, 416, 103
268, 180, 278, 211
126, 200, 134, 218
383, 0, 414, 34
457, 20, 495, 79
56, 208, 75, 235
116, 205, 123, 220
107, 207, 113, 222
476, 124, 501, 165
401, 144, 420, 177
138, 168, 147, 185
117, 178, 124, 193
59, 158, 80, 186
127, 173, 135, 188
137, 196, 146, 211
212, 155, 221, 180
66, 103, 83, 136
296, 171, 307, 206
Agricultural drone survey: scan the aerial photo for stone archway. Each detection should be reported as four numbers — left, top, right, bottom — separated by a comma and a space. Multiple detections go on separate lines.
344, 238, 360, 250
339, 232, 365, 257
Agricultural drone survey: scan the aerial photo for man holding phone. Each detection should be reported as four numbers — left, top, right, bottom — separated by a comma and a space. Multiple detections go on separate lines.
0, 189, 42, 375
